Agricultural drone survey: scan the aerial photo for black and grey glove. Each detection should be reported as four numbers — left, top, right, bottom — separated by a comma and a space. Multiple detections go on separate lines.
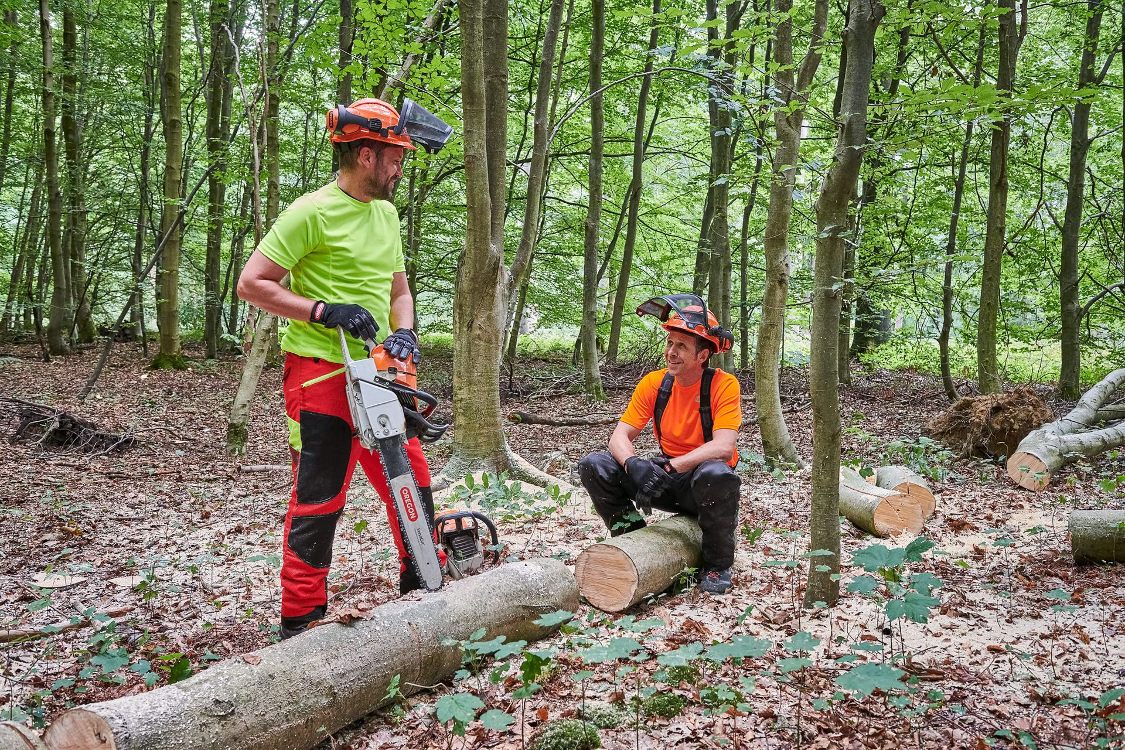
383, 328, 420, 363
625, 456, 672, 514
310, 301, 379, 343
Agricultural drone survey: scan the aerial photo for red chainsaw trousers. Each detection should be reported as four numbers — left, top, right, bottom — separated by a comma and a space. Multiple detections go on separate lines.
280, 353, 432, 620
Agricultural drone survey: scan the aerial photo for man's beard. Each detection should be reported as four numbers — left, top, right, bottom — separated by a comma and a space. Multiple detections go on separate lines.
370, 174, 397, 202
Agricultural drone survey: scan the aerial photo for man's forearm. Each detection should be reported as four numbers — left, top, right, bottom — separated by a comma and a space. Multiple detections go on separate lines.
238, 277, 314, 322
388, 293, 414, 332
668, 440, 735, 473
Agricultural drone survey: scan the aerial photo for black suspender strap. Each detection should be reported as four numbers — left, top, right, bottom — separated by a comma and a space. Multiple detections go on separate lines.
652, 373, 675, 444
652, 368, 716, 446
700, 367, 715, 444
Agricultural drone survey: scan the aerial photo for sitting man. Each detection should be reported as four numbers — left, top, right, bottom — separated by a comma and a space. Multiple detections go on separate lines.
578, 294, 742, 594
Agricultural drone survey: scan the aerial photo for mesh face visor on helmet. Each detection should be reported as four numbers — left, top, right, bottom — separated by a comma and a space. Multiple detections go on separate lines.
635, 293, 711, 328
394, 99, 454, 153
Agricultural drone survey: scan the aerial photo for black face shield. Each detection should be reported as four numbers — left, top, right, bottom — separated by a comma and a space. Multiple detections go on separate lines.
394, 98, 454, 153
635, 293, 711, 327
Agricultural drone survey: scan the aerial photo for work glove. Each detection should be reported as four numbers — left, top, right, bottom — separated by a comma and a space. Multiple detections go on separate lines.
310, 301, 379, 343
625, 456, 672, 515
383, 328, 421, 363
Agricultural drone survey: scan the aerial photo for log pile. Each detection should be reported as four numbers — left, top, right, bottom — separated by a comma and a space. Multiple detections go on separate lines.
575, 516, 701, 612
873, 466, 935, 519
1007, 369, 1125, 491
838, 466, 924, 537
42, 559, 578, 750
1069, 510, 1125, 564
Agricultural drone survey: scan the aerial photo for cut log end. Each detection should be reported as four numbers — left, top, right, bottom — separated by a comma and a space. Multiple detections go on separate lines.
871, 496, 925, 537
575, 544, 640, 613
42, 710, 114, 750
0, 721, 49, 750
1006, 452, 1050, 491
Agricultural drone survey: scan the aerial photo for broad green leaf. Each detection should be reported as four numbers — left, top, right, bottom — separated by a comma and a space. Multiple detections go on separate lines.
777, 657, 811, 673
480, 709, 515, 730
784, 631, 820, 652
886, 591, 941, 623
847, 575, 880, 594
835, 663, 905, 696
705, 636, 771, 662
657, 643, 704, 667
436, 693, 484, 725
852, 544, 905, 572
533, 610, 574, 627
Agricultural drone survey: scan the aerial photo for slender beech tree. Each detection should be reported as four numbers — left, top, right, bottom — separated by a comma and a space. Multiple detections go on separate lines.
0, 9, 18, 193
128, 0, 158, 346
1059, 0, 1107, 399
938, 21, 987, 400
805, 0, 884, 608
976, 0, 1027, 393
154, 0, 185, 367
754, 0, 827, 467
41, 0, 69, 355
204, 0, 236, 358
606, 0, 660, 363
61, 5, 93, 344
579, 0, 606, 400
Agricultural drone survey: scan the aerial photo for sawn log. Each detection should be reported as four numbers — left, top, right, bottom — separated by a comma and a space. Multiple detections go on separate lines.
0, 723, 47, 750
874, 466, 936, 519
575, 515, 702, 612
1007, 368, 1125, 490
43, 559, 578, 750
839, 466, 923, 537
1069, 510, 1125, 564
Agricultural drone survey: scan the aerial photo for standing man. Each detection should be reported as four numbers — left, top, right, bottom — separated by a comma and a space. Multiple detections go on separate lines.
237, 97, 452, 638
578, 294, 742, 594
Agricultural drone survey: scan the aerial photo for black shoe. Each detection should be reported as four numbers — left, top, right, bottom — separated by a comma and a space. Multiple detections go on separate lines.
279, 605, 326, 640
698, 568, 733, 595
399, 565, 420, 595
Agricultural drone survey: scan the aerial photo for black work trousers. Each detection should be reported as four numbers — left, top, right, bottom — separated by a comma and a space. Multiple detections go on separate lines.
577, 451, 740, 570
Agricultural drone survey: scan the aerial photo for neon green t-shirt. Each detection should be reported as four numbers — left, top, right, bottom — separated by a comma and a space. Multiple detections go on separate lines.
258, 181, 406, 364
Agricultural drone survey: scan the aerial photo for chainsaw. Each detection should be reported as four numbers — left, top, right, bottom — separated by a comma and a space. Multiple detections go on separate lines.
339, 329, 450, 591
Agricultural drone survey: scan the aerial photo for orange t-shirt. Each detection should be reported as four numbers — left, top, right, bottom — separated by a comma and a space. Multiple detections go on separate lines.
620, 368, 742, 467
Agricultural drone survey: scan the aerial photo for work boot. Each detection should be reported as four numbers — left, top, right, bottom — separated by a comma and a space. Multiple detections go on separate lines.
399, 564, 420, 595
279, 604, 326, 640
698, 567, 733, 595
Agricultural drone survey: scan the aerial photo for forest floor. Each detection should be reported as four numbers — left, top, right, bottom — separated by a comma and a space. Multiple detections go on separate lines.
0, 340, 1123, 750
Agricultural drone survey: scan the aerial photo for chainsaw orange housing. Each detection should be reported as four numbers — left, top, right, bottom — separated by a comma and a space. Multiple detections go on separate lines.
369, 345, 418, 389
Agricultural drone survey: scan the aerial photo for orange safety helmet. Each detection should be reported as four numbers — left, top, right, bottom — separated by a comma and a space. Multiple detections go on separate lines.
636, 293, 734, 354
326, 98, 417, 150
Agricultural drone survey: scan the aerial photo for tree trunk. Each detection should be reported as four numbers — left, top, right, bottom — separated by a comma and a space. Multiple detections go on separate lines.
61, 5, 93, 345
41, 0, 70, 355
605, 0, 660, 363
0, 722, 46, 750
264, 0, 280, 226
578, 0, 605, 400
575, 516, 702, 613
0, 10, 19, 194
154, 0, 184, 367
1069, 510, 1125, 564
1058, 0, 1105, 400
874, 465, 935, 518
939, 22, 986, 401
692, 189, 714, 297
805, 0, 883, 607
838, 466, 923, 537
509, 411, 617, 426
754, 0, 827, 468
1007, 368, 1125, 490
127, 0, 158, 347
977, 0, 1026, 394
44, 559, 578, 750
203, 0, 233, 358
2, 159, 41, 333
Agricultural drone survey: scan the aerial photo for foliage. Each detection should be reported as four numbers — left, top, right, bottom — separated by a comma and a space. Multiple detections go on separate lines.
529, 719, 602, 750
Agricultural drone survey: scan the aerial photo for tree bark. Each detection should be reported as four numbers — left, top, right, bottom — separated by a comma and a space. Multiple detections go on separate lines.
203, 0, 234, 358
939, 21, 986, 400
575, 516, 702, 613
0, 10, 20, 194
41, 0, 70, 355
1, 159, 40, 332
806, 0, 884, 607
44, 559, 578, 750
1058, 0, 1105, 400
578, 0, 605, 400
605, 0, 660, 363
1069, 510, 1125, 564
0, 722, 46, 750
874, 465, 935, 519
509, 411, 617, 426
1007, 368, 1125, 490
154, 0, 184, 367
61, 5, 93, 344
754, 0, 827, 468
263, 0, 280, 227
976, 0, 1026, 394
838, 466, 922, 537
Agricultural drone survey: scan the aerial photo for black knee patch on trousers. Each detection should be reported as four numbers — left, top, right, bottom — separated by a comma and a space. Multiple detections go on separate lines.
295, 411, 352, 505
288, 510, 342, 568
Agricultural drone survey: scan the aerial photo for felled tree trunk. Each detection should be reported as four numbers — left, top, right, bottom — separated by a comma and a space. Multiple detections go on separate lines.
875, 466, 935, 519
1069, 510, 1125, 564
1007, 368, 1125, 491
508, 411, 617, 426
44, 559, 577, 750
839, 466, 923, 537
0, 723, 47, 750
575, 515, 701, 613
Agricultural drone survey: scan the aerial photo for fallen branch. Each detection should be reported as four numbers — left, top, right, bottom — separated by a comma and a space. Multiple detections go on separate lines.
1069, 510, 1125, 564
1, 398, 134, 453
0, 607, 132, 644
575, 515, 701, 613
43, 559, 577, 750
1007, 369, 1125, 491
508, 411, 618, 426
839, 466, 923, 537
